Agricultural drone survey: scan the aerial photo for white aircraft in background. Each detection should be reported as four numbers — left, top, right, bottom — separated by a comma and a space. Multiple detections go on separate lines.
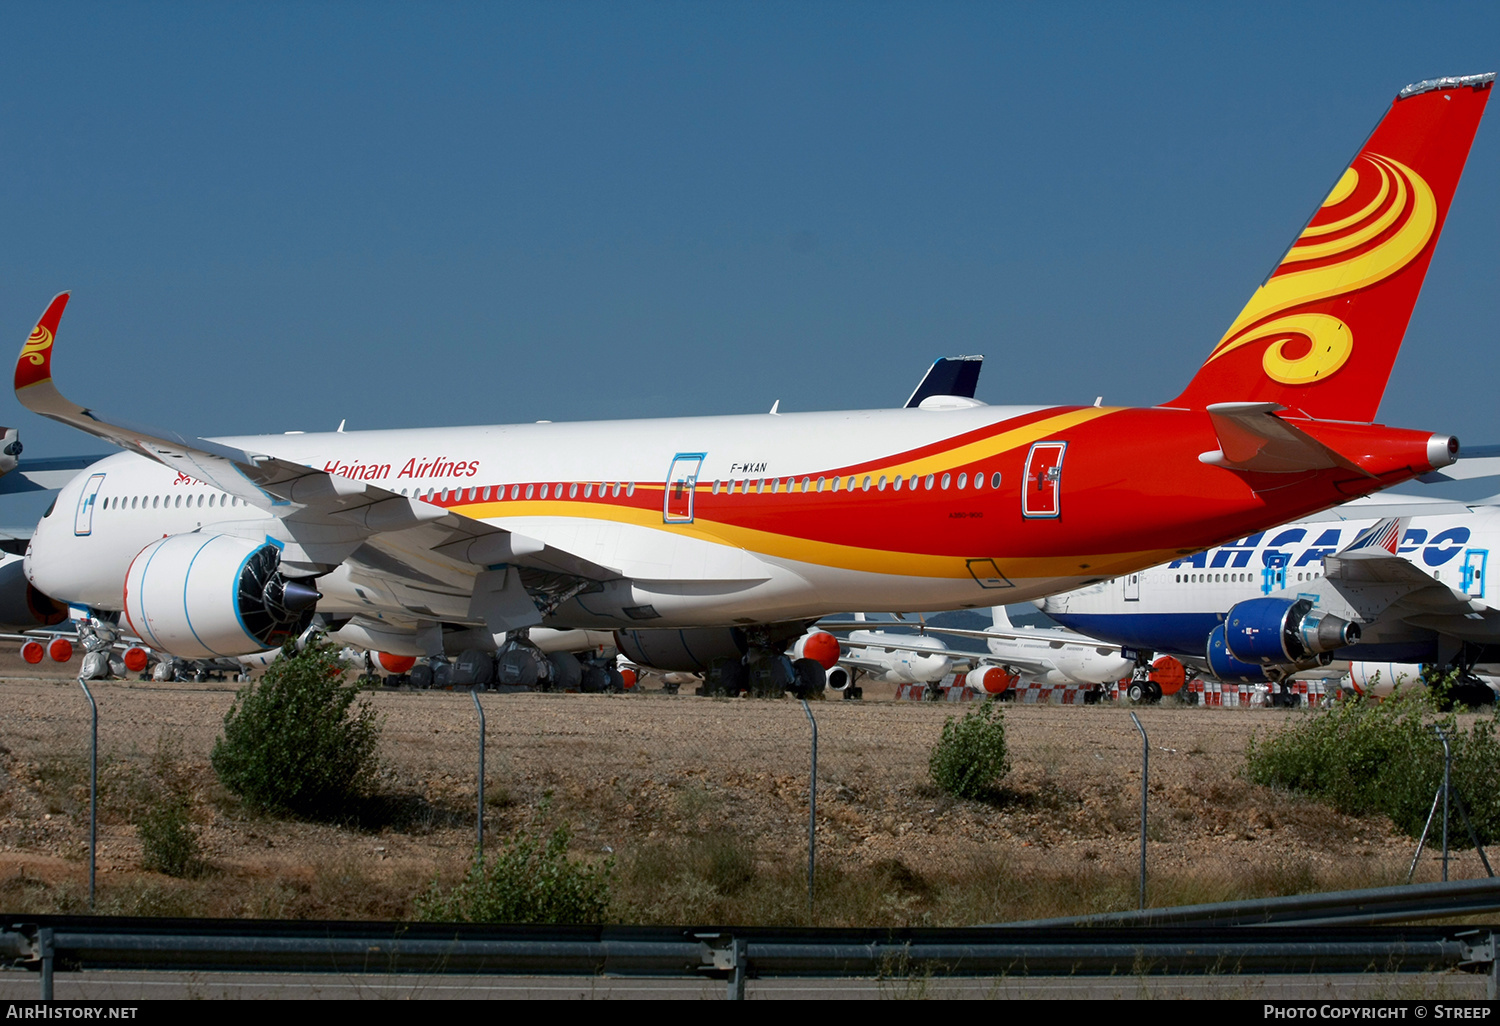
1039, 491, 1500, 706
808, 614, 956, 692
13, 77, 1492, 701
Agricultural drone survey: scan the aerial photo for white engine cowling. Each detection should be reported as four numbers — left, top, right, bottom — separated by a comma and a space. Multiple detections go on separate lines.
1347, 661, 1424, 698
124, 534, 318, 659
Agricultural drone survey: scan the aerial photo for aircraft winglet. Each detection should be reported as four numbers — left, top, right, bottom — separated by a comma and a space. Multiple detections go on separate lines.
15, 293, 70, 395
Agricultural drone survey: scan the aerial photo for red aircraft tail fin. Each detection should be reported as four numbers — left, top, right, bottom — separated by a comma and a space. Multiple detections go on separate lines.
1167, 74, 1492, 422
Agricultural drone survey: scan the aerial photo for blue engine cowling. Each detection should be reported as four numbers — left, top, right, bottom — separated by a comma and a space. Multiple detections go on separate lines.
1224, 596, 1359, 665
1206, 624, 1274, 684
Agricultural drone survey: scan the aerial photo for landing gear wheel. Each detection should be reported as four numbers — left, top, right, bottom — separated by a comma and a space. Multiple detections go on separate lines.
1147, 681, 1162, 702
1126, 681, 1145, 704
791, 657, 826, 699
699, 660, 747, 697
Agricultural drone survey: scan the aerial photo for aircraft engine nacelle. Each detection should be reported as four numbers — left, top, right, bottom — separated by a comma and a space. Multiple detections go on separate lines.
967, 665, 1018, 696
1348, 661, 1424, 698
615, 627, 747, 672
1206, 624, 1276, 684
826, 665, 851, 691
0, 553, 68, 630
124, 534, 319, 659
1223, 597, 1358, 666
791, 630, 841, 670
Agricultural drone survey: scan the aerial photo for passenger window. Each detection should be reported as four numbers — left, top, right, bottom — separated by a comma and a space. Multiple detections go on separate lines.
877, 476, 886, 491
892, 476, 902, 491
973, 472, 984, 491
925, 474, 935, 490
816, 477, 826, 492
941, 473, 951, 490
957, 473, 967, 489
525, 484, 535, 500
627, 482, 635, 497
991, 472, 1002, 489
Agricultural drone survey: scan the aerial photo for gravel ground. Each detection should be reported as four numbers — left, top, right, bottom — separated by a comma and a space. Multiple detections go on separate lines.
0, 653, 1486, 923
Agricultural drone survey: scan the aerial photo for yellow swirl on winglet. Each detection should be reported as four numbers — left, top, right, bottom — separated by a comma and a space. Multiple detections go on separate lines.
1259, 313, 1353, 384
1205, 154, 1436, 376
20, 324, 53, 368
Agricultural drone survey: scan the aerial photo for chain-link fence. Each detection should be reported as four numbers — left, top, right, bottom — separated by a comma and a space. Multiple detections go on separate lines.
0, 669, 1492, 926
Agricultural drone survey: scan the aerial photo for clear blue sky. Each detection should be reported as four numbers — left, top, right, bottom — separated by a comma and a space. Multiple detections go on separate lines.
2, 3, 1496, 521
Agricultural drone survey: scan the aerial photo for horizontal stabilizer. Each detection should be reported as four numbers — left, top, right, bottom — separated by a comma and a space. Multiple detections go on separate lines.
1197, 402, 1367, 475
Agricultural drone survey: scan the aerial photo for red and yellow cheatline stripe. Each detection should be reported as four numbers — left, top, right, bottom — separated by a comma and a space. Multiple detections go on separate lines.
441, 405, 1129, 578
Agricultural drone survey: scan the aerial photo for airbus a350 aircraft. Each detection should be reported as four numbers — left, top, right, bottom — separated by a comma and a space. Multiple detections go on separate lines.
15, 75, 1494, 695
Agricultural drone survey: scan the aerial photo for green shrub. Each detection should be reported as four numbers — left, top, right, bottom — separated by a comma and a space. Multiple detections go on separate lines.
1246, 683, 1500, 845
136, 794, 203, 878
210, 639, 380, 819
929, 699, 1011, 800
415, 823, 613, 924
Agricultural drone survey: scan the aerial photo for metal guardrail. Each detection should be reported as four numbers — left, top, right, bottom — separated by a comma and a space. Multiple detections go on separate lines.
4, 916, 1498, 1000
1002, 877, 1500, 929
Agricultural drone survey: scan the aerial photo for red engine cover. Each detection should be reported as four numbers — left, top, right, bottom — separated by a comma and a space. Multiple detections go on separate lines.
377, 652, 418, 674
800, 631, 841, 670
1149, 655, 1187, 695
969, 665, 1017, 695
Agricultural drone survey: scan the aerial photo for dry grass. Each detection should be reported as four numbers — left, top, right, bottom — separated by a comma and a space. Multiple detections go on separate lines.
1, 677, 1490, 925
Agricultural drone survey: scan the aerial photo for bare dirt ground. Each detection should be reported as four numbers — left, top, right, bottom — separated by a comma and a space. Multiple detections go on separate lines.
0, 653, 1487, 926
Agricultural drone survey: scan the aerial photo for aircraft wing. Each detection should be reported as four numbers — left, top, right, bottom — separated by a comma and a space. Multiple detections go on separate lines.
0, 454, 115, 494
1314, 518, 1500, 641
14, 294, 620, 628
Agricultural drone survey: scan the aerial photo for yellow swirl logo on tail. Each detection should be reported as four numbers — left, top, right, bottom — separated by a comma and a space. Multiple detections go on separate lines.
1205, 153, 1436, 386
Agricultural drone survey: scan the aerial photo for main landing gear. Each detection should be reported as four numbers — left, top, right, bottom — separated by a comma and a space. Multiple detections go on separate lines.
696, 626, 827, 699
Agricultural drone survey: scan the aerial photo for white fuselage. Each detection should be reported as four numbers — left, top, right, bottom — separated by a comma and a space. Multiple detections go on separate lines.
27, 405, 1098, 633
838, 629, 955, 684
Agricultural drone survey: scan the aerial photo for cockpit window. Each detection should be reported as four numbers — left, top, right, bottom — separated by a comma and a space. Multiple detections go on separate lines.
42, 498, 56, 518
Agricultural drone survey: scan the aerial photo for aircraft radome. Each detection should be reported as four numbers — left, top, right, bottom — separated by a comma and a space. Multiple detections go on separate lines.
14, 74, 1495, 697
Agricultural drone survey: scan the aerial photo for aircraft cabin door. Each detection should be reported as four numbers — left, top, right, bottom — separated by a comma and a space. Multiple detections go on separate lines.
1462, 549, 1488, 598
664, 453, 706, 524
74, 473, 105, 536
1022, 441, 1066, 518
1124, 573, 1140, 601
1261, 553, 1288, 594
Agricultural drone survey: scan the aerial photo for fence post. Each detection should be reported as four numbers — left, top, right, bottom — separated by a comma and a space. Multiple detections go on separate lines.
801, 698, 817, 917
472, 688, 486, 856
77, 677, 97, 911
1437, 725, 1453, 882
1130, 711, 1148, 911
